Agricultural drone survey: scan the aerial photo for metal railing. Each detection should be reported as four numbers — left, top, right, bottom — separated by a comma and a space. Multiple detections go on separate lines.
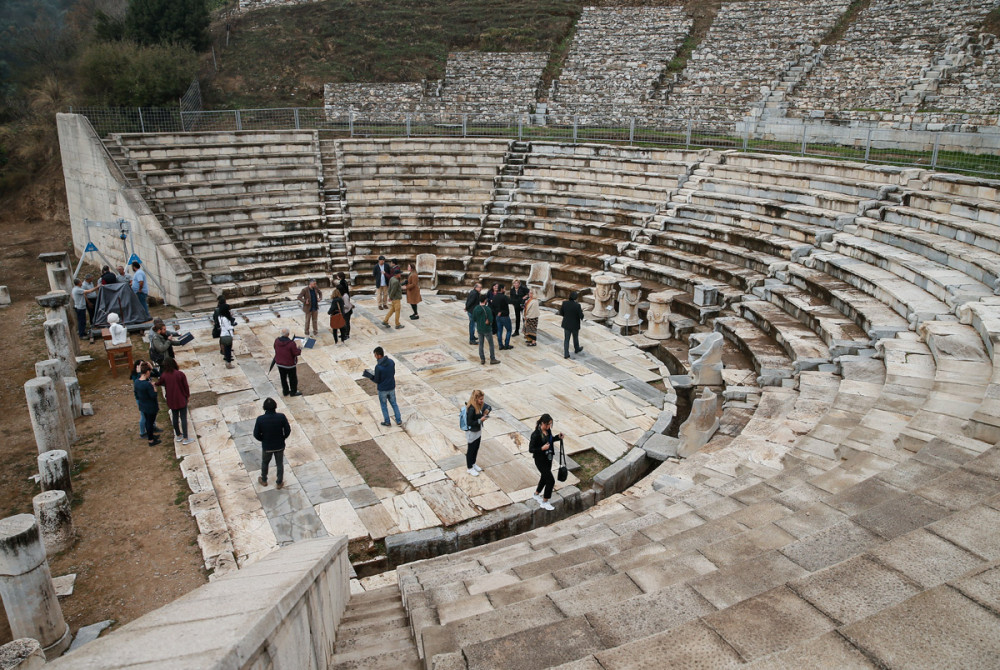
68, 106, 1000, 178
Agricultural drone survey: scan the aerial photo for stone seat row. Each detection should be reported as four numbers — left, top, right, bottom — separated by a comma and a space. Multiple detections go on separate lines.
141, 164, 322, 187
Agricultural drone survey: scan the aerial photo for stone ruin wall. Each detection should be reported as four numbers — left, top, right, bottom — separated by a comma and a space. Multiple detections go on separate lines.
238, 0, 321, 11
547, 6, 693, 125
659, 0, 851, 124
323, 83, 425, 121
787, 0, 998, 117
924, 34, 1000, 119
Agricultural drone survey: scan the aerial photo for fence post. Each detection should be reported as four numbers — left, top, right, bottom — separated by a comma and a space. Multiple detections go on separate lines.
686, 119, 693, 149
518, 117, 523, 140
294, 108, 300, 130
864, 127, 873, 163
742, 117, 750, 151
931, 133, 941, 169
179, 108, 185, 132
573, 116, 578, 143
462, 114, 467, 137
349, 111, 354, 137
139, 108, 146, 134
629, 117, 635, 145
406, 114, 411, 138
235, 110, 243, 132
800, 124, 808, 156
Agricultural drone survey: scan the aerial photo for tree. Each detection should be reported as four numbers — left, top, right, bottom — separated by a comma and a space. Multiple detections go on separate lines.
125, 0, 209, 50
80, 40, 197, 106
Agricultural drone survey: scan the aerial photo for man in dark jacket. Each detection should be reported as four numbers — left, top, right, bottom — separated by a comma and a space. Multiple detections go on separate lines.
373, 346, 403, 426
254, 397, 291, 489
559, 291, 585, 359
493, 284, 513, 350
465, 282, 481, 345
133, 362, 160, 446
373, 256, 390, 309
510, 279, 529, 337
273, 328, 302, 397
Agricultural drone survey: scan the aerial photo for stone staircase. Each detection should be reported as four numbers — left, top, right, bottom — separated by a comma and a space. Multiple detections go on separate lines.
469, 140, 530, 279
756, 45, 830, 121
898, 35, 976, 108
331, 585, 421, 670
320, 137, 350, 277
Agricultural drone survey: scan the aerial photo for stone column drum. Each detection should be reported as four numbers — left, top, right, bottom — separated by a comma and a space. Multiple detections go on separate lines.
590, 273, 617, 320
645, 290, 674, 340
32, 492, 75, 556
38, 451, 72, 495
0, 638, 46, 670
43, 319, 76, 379
24, 378, 71, 458
613, 280, 643, 329
37, 291, 79, 359
0, 286, 10, 308
38, 252, 73, 295
0, 515, 71, 658
35, 360, 76, 445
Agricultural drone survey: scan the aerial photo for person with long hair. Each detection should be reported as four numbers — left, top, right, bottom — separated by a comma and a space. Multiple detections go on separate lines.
524, 289, 539, 346
336, 272, 353, 340
464, 390, 490, 476
327, 287, 346, 343
529, 413, 562, 510
218, 305, 236, 369
157, 357, 192, 444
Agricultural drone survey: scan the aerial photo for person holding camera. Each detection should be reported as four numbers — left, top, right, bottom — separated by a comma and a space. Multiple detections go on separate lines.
464, 390, 491, 476
529, 413, 562, 510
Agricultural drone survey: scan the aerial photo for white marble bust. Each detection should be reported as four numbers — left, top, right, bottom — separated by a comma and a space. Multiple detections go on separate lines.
107, 312, 128, 345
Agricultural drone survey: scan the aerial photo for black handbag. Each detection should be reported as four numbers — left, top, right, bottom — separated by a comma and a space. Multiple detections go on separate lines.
557, 440, 568, 482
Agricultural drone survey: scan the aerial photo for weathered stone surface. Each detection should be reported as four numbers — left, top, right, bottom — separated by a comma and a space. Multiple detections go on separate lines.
677, 387, 720, 458
32, 491, 75, 556
24, 377, 70, 458
0, 638, 45, 670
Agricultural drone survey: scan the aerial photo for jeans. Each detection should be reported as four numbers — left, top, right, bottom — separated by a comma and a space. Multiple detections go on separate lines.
513, 304, 522, 335
136, 292, 150, 319
171, 406, 188, 439
534, 454, 554, 499
261, 448, 284, 484
142, 411, 159, 443
466, 437, 481, 469
563, 328, 581, 357
467, 312, 477, 342
477, 330, 496, 362
343, 310, 352, 339
278, 366, 298, 395
384, 300, 402, 326
222, 341, 233, 363
139, 413, 147, 437
75, 307, 88, 338
379, 389, 402, 424
497, 316, 512, 348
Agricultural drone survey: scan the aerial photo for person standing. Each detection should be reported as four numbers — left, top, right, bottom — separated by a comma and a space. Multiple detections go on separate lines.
493, 284, 513, 350
157, 357, 192, 445
133, 362, 161, 447
524, 289, 540, 347
464, 390, 490, 476
373, 347, 403, 427
254, 397, 291, 490
405, 263, 422, 320
529, 414, 562, 510
71, 278, 96, 339
81, 274, 98, 326
218, 305, 236, 369
212, 296, 229, 356
149, 319, 177, 368
559, 291, 585, 359
373, 256, 390, 310
473, 294, 500, 365
273, 328, 302, 397
100, 265, 118, 285
511, 279, 528, 337
465, 282, 481, 345
115, 265, 130, 284
327, 287, 347, 343
382, 272, 404, 329
336, 272, 353, 340
486, 283, 499, 334
131, 261, 150, 319
297, 279, 322, 337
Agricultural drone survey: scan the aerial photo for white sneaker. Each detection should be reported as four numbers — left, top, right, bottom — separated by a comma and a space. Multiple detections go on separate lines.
182, 438, 194, 445
174, 435, 183, 443
540, 502, 555, 511
467, 468, 480, 477
473, 464, 483, 472
532, 493, 544, 503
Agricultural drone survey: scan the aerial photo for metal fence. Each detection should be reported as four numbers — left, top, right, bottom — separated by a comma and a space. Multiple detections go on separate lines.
69, 105, 1000, 178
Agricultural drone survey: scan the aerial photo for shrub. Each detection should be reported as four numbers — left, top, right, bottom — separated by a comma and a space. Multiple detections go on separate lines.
80, 40, 197, 107
125, 0, 209, 50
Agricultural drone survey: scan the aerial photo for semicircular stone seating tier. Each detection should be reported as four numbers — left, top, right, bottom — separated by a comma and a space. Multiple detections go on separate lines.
324, 142, 1000, 669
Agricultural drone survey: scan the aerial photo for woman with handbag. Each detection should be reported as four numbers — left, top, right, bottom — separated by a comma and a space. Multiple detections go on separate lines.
529, 413, 563, 511
328, 288, 347, 343
524, 289, 539, 346
463, 390, 490, 476
336, 272, 353, 340
218, 305, 236, 369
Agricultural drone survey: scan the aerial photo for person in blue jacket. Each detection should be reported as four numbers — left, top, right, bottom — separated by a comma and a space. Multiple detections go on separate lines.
133, 361, 161, 447
373, 346, 403, 427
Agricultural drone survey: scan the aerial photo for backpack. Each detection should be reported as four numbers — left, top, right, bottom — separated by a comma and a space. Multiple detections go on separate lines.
459, 405, 470, 431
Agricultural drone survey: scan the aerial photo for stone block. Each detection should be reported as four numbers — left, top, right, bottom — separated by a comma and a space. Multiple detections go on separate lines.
0, 639, 45, 670
642, 434, 679, 461
0, 287, 10, 308
385, 527, 457, 567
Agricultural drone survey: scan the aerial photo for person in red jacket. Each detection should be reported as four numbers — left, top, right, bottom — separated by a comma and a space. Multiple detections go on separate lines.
157, 357, 192, 444
274, 328, 302, 397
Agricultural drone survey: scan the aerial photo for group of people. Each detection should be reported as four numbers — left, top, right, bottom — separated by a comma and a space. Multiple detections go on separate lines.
296, 273, 354, 343
465, 281, 586, 362
71, 261, 150, 338
373, 256, 422, 329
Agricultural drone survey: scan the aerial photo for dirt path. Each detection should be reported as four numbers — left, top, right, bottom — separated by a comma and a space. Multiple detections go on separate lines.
0, 164, 206, 644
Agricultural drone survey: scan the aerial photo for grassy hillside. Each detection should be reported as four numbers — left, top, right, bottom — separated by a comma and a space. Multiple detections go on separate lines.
205, 0, 581, 108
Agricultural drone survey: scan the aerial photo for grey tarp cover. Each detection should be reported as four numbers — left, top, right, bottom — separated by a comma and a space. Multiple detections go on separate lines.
90, 282, 151, 328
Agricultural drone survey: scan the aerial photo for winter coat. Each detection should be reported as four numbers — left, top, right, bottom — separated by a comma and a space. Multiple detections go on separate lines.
273, 336, 301, 368
406, 271, 422, 305
157, 369, 190, 410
